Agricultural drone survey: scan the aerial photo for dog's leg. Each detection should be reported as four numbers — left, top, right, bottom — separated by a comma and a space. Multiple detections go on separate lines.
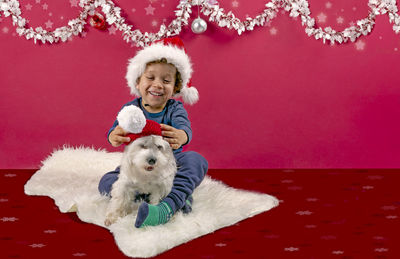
149, 189, 163, 205
129, 201, 140, 213
149, 194, 160, 205
104, 175, 132, 226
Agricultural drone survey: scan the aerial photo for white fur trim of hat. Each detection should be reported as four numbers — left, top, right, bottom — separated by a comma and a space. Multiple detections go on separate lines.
125, 37, 199, 105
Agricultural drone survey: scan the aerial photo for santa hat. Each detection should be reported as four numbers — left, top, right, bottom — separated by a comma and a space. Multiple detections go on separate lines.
117, 105, 162, 145
125, 37, 199, 105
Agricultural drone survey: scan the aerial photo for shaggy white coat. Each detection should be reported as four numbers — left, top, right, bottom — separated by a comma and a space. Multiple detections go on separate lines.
24, 147, 279, 258
105, 135, 176, 226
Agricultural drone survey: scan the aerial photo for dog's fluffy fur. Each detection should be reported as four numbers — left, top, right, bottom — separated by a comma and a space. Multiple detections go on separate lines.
105, 135, 176, 226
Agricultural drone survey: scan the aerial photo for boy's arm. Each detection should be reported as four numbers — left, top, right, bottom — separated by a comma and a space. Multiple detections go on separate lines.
107, 99, 139, 144
107, 120, 119, 144
170, 102, 192, 146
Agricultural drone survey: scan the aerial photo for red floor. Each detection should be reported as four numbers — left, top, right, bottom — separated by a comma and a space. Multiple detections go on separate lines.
1, 169, 399, 259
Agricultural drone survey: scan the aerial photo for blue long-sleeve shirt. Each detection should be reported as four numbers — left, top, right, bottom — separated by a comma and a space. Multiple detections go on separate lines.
108, 98, 192, 153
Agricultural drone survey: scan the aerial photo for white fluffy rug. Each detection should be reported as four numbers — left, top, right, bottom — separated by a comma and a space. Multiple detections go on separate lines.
24, 147, 279, 258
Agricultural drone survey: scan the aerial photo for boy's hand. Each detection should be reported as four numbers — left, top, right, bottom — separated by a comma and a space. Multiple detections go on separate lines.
160, 124, 188, 150
109, 126, 131, 147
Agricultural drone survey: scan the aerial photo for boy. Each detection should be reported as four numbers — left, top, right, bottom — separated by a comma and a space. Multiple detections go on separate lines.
98, 37, 208, 228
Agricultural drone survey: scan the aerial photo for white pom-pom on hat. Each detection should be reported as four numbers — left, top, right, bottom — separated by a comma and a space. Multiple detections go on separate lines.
117, 105, 146, 133
177, 84, 199, 105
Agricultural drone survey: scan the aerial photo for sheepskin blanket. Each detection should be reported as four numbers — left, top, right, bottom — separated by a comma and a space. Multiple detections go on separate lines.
24, 147, 279, 258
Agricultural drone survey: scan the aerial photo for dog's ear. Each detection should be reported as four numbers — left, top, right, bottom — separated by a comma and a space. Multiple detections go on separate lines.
123, 144, 137, 166
160, 139, 169, 150
164, 140, 174, 153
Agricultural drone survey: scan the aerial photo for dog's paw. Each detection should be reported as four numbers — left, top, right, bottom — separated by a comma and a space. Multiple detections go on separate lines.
104, 214, 118, 226
104, 218, 113, 227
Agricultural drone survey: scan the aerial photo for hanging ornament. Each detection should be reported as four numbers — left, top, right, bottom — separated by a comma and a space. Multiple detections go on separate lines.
90, 12, 107, 30
191, 17, 207, 34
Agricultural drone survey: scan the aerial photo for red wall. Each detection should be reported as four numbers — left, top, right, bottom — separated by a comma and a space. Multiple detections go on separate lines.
1, 0, 400, 169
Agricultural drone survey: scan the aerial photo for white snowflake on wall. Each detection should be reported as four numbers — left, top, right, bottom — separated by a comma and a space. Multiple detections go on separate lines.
45, 20, 53, 29
108, 26, 117, 35
70, 0, 79, 8
317, 12, 327, 23
325, 2, 332, 9
145, 5, 155, 15
232, 0, 239, 8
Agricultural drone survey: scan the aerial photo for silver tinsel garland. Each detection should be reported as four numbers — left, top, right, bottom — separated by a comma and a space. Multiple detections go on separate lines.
0, 0, 399, 46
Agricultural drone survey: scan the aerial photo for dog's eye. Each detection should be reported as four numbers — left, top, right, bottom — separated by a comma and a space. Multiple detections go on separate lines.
140, 144, 147, 149
157, 145, 163, 150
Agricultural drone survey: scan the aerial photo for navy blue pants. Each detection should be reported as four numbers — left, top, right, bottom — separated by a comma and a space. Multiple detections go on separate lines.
98, 151, 208, 213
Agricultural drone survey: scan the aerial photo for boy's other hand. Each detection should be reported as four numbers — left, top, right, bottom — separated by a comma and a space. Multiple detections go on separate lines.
109, 126, 131, 147
160, 124, 188, 150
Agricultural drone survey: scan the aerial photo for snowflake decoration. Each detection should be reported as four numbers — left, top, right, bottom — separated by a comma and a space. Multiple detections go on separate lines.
296, 210, 313, 215
284, 247, 300, 252
70, 0, 79, 8
108, 26, 117, 35
317, 12, 327, 23
355, 40, 366, 50
45, 20, 53, 29
232, 0, 239, 8
29, 244, 46, 248
145, 5, 155, 15
0, 217, 18, 222
325, 2, 332, 9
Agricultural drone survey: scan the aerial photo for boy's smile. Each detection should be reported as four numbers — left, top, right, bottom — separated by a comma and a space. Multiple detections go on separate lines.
149, 91, 163, 96
136, 63, 177, 113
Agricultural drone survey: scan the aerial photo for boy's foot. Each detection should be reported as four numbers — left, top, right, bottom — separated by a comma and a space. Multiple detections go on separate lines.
181, 195, 193, 214
135, 201, 173, 228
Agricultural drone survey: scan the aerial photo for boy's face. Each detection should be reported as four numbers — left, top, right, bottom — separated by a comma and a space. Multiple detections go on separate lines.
136, 63, 176, 112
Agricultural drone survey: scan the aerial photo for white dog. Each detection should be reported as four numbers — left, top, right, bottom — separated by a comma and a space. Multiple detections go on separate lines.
104, 135, 176, 226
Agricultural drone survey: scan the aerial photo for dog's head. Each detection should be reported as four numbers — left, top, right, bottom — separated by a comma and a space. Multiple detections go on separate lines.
122, 135, 176, 178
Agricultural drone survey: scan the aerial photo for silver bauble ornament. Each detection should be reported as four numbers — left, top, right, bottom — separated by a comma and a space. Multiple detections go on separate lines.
191, 18, 207, 34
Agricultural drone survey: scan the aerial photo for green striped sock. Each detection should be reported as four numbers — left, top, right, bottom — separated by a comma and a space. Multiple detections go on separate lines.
135, 202, 173, 228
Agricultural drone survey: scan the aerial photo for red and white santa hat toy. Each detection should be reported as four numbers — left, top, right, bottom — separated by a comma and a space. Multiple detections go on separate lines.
125, 37, 199, 105
117, 105, 162, 145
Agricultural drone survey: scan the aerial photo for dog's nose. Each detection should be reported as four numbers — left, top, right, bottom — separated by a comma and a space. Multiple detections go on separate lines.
147, 157, 157, 165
